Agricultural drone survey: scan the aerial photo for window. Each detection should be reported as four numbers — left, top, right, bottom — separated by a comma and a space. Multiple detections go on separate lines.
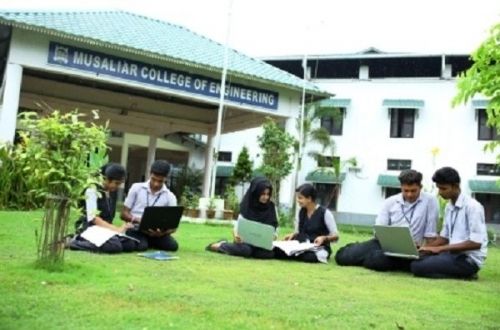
314, 183, 339, 210
110, 131, 124, 138
217, 151, 232, 162
320, 109, 344, 135
387, 159, 412, 171
476, 193, 500, 224
317, 156, 340, 168
215, 176, 230, 197
478, 109, 499, 141
477, 163, 500, 176
385, 187, 400, 199
390, 108, 415, 138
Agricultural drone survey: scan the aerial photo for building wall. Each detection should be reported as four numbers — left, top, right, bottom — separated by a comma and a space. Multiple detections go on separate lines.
218, 74, 498, 225
315, 78, 496, 223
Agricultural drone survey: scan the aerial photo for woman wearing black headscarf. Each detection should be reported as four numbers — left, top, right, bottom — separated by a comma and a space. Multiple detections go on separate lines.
206, 177, 278, 259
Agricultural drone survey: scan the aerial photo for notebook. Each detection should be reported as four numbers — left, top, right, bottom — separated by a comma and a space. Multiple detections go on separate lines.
138, 251, 179, 261
373, 225, 420, 259
138, 206, 184, 232
80, 225, 139, 247
237, 217, 275, 251
272, 240, 319, 256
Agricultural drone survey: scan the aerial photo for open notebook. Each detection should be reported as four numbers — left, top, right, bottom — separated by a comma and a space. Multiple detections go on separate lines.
272, 240, 319, 256
80, 225, 139, 247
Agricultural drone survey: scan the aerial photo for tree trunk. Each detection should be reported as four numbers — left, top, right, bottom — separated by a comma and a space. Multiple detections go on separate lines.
36, 195, 71, 270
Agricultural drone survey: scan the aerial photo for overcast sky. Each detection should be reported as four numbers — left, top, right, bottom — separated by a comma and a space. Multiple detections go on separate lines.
1, 0, 499, 57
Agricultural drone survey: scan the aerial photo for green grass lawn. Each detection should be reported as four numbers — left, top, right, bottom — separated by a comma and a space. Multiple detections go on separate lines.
1, 211, 499, 330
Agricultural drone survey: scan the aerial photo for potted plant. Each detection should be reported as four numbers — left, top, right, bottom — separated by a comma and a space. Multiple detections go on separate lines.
206, 197, 216, 219
180, 188, 191, 216
186, 193, 200, 218
224, 185, 239, 220
223, 209, 234, 220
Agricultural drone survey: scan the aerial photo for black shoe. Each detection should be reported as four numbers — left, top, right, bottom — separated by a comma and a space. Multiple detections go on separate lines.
205, 239, 227, 252
464, 273, 479, 281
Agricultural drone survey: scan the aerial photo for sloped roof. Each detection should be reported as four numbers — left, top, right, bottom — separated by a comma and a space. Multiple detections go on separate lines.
0, 10, 329, 96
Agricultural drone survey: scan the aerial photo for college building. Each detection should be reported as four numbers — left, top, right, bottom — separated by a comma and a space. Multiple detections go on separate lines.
0, 11, 498, 230
218, 49, 499, 229
0, 10, 328, 203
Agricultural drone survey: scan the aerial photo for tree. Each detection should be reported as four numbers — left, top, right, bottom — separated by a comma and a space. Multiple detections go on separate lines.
18, 110, 108, 270
453, 23, 500, 164
230, 146, 253, 193
291, 102, 342, 208
257, 117, 295, 203
301, 103, 342, 174
174, 164, 203, 197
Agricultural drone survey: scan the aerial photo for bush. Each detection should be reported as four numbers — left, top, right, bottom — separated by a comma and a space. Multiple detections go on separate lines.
224, 185, 239, 215
0, 143, 43, 209
487, 228, 497, 246
277, 206, 294, 228
18, 110, 108, 270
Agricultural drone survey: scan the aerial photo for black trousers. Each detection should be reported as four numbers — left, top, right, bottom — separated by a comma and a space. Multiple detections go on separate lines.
218, 242, 274, 259
411, 252, 479, 279
126, 230, 178, 252
273, 248, 322, 263
70, 235, 136, 254
335, 238, 412, 272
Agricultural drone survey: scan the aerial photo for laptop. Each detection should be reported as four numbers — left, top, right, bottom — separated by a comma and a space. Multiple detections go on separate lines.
138, 206, 184, 232
373, 225, 420, 259
237, 217, 275, 250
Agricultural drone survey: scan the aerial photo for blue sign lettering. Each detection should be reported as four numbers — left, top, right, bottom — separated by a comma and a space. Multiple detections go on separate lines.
48, 42, 278, 110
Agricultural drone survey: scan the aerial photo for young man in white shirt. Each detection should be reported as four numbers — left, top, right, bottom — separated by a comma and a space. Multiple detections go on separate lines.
411, 167, 488, 279
121, 160, 178, 251
335, 169, 438, 271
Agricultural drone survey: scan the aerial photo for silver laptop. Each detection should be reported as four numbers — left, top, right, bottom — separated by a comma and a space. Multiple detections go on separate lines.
237, 217, 275, 251
374, 225, 420, 259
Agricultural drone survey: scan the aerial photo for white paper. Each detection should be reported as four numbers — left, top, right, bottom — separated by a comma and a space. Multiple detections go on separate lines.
272, 240, 318, 256
80, 226, 118, 247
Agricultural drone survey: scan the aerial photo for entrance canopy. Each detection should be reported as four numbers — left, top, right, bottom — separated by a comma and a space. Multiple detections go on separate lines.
0, 10, 331, 139
376, 174, 400, 188
469, 179, 500, 194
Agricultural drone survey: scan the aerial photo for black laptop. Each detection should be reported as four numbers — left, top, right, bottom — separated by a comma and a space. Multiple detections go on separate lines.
138, 206, 184, 232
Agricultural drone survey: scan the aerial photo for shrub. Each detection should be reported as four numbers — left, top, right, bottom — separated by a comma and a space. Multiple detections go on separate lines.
18, 110, 108, 270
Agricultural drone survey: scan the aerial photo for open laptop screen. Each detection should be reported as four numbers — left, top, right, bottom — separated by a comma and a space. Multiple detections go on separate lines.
138, 206, 184, 232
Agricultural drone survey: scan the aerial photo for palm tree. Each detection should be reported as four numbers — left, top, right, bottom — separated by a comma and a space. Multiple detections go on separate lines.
291, 102, 343, 207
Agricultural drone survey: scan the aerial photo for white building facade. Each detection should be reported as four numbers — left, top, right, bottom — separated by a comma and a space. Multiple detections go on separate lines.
218, 50, 500, 228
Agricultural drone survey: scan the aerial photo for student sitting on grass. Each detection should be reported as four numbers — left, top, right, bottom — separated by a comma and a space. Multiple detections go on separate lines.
335, 169, 438, 271
121, 160, 178, 252
205, 177, 278, 259
411, 167, 488, 280
277, 184, 339, 263
70, 163, 136, 253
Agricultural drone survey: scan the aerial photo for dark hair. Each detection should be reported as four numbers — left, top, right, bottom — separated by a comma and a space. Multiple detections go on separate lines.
101, 163, 126, 181
295, 183, 317, 200
150, 160, 171, 177
398, 169, 423, 186
432, 167, 461, 185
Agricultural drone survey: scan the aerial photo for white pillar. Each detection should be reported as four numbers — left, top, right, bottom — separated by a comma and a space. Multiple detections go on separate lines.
281, 116, 298, 207
145, 135, 157, 179
202, 134, 214, 197
0, 64, 23, 143
120, 133, 130, 169
118, 133, 130, 201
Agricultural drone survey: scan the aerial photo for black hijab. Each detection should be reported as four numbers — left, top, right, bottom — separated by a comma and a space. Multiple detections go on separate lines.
239, 177, 278, 228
